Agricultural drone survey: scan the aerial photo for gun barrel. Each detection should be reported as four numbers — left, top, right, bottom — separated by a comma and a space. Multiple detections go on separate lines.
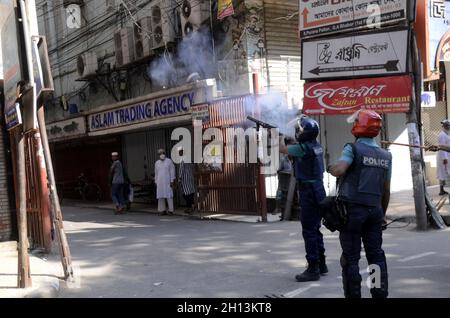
247, 116, 277, 129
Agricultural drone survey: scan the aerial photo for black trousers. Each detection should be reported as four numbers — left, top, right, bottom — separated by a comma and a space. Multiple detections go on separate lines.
339, 203, 388, 298
184, 193, 195, 207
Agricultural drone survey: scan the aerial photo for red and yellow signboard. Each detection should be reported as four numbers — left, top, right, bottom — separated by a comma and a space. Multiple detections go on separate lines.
303, 76, 412, 115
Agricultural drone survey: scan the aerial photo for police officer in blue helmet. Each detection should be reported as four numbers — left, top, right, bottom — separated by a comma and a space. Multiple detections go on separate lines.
280, 115, 328, 282
329, 110, 391, 298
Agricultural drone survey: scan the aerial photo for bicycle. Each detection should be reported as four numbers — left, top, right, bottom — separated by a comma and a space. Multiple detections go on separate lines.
75, 174, 103, 202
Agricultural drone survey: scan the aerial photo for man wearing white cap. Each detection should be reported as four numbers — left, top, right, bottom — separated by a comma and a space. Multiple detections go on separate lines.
155, 149, 176, 215
437, 120, 450, 195
110, 152, 125, 213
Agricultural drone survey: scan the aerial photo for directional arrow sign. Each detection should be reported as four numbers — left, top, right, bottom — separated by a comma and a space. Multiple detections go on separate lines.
301, 29, 409, 80
309, 60, 399, 76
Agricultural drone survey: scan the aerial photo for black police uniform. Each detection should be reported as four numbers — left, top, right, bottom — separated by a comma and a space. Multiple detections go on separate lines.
338, 141, 392, 298
293, 140, 327, 277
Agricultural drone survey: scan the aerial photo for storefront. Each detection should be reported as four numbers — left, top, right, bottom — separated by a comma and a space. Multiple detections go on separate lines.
49, 80, 216, 204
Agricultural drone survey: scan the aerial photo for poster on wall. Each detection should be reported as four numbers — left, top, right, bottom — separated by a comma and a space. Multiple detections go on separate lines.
301, 29, 409, 80
299, 0, 407, 38
303, 75, 412, 115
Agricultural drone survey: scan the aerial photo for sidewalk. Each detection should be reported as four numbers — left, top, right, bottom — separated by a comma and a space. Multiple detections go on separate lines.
388, 185, 450, 223
61, 199, 282, 223
0, 242, 62, 298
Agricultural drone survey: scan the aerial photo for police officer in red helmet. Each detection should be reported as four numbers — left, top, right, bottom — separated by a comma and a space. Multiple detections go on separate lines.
329, 110, 392, 298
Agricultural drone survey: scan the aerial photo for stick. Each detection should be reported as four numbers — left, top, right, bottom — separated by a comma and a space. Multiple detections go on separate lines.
381, 141, 429, 150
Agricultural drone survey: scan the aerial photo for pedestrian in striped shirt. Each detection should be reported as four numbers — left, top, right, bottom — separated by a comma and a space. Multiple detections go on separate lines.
178, 147, 196, 214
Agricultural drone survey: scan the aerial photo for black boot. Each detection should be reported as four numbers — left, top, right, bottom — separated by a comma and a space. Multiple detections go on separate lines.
343, 276, 362, 299
319, 255, 329, 275
296, 261, 320, 282
371, 272, 389, 299
439, 186, 448, 196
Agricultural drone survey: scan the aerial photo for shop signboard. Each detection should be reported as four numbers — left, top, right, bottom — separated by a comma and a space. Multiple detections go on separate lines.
47, 117, 87, 141
191, 103, 210, 127
303, 75, 412, 115
1, 1, 23, 131
88, 91, 195, 132
421, 91, 436, 107
429, 0, 450, 73
301, 29, 409, 80
299, 0, 408, 38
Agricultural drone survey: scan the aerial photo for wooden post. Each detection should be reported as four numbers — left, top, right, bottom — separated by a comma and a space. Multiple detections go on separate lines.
15, 128, 31, 288
37, 107, 74, 280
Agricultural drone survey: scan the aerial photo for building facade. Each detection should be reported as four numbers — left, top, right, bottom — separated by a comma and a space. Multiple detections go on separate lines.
36, 0, 303, 209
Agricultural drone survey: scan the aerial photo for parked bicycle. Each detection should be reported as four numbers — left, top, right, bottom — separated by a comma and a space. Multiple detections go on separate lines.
75, 173, 102, 201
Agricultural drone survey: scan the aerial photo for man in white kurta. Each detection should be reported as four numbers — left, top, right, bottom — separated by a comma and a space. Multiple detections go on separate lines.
437, 120, 450, 195
155, 149, 176, 215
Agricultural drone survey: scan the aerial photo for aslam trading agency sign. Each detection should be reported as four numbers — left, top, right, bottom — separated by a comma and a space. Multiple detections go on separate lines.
88, 91, 195, 132
299, 0, 408, 38
303, 75, 412, 115
301, 29, 409, 80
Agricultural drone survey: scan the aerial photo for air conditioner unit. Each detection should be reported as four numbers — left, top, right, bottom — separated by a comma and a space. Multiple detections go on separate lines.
134, 17, 153, 59
114, 27, 135, 67
180, 0, 210, 38
77, 52, 98, 78
150, 0, 176, 50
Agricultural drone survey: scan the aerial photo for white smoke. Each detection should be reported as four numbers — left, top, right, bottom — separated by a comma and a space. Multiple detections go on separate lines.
148, 27, 216, 87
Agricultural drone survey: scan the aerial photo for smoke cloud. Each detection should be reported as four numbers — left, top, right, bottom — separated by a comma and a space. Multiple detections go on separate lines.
148, 27, 216, 87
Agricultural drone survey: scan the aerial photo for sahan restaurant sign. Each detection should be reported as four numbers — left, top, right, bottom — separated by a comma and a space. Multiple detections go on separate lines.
89, 91, 195, 132
303, 76, 412, 115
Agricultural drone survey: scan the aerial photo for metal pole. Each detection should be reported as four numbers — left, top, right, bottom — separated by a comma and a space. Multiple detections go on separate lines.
253, 73, 268, 222
15, 128, 31, 288
408, 30, 428, 231
37, 107, 74, 280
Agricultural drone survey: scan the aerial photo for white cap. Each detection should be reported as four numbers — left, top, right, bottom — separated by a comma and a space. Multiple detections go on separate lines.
111, 152, 119, 156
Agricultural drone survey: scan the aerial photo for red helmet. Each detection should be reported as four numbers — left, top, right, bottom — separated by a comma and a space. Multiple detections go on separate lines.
351, 110, 382, 138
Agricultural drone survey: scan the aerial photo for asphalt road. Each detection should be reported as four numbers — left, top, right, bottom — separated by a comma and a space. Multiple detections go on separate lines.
57, 206, 450, 298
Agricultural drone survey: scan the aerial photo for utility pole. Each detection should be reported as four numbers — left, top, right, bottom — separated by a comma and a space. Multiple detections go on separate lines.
407, 19, 428, 230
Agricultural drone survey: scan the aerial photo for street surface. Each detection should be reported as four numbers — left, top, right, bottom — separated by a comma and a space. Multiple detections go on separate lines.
57, 206, 450, 298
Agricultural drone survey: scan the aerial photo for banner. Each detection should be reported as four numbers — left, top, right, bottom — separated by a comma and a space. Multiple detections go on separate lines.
299, 0, 407, 38
302, 29, 409, 80
303, 76, 412, 115
218, 0, 234, 20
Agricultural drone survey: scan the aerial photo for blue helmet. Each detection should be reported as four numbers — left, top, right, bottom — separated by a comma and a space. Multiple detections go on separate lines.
295, 116, 320, 142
